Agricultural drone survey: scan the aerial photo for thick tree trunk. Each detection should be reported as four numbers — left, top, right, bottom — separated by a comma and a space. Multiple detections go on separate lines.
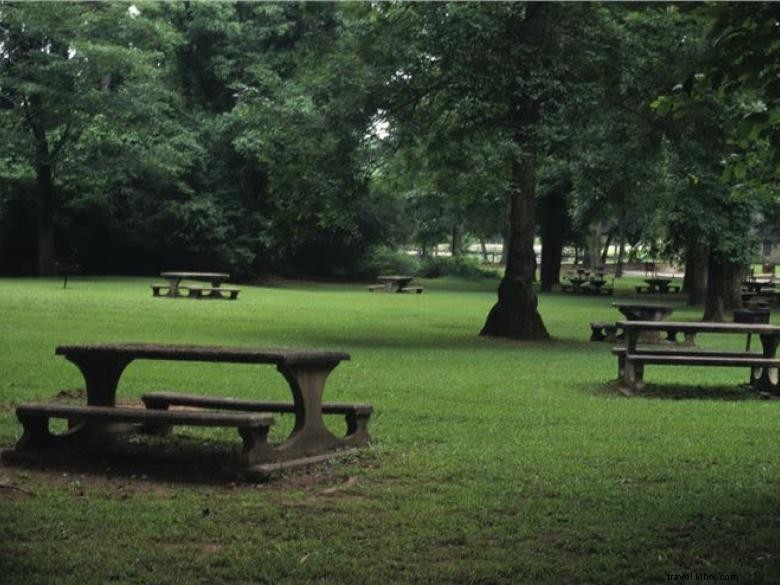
481, 109, 549, 340
479, 239, 489, 262
683, 244, 708, 306
588, 221, 602, 269
615, 215, 627, 278
30, 102, 56, 276
703, 253, 742, 321
451, 223, 464, 257
601, 230, 613, 266
539, 182, 567, 292
499, 197, 511, 266
36, 167, 56, 276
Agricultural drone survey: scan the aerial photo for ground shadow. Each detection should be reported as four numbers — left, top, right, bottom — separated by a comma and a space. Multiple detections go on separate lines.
0, 433, 367, 488
1, 438, 262, 487
597, 380, 774, 401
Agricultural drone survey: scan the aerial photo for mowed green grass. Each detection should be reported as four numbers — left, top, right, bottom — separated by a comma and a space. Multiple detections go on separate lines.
0, 276, 778, 584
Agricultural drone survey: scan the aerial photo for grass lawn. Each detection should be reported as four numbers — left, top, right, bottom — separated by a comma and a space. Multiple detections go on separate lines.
0, 275, 778, 584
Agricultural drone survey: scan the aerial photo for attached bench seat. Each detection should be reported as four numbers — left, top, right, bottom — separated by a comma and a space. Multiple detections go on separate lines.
186, 286, 240, 300
150, 284, 239, 299
367, 284, 385, 292
635, 285, 681, 294
141, 391, 372, 445
151, 284, 175, 297
15, 402, 274, 464
399, 286, 424, 294
590, 322, 623, 342
563, 285, 612, 295
611, 347, 780, 390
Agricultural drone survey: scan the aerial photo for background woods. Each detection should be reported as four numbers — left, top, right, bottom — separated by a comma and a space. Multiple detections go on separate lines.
0, 2, 778, 332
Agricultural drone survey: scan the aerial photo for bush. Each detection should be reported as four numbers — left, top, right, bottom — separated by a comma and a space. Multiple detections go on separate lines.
418, 255, 498, 279
357, 246, 420, 278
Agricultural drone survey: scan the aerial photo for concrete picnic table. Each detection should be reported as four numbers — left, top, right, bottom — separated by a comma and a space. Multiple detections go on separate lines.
613, 302, 674, 343
613, 302, 674, 322
52, 343, 365, 467
643, 277, 674, 293
742, 280, 775, 294
616, 321, 780, 393
160, 271, 230, 297
376, 275, 415, 293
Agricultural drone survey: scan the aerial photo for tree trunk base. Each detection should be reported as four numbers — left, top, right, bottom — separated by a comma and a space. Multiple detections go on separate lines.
480, 279, 549, 340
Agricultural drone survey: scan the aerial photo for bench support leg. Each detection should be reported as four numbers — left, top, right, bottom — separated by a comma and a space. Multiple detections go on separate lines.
590, 328, 605, 342
16, 415, 51, 450
756, 335, 779, 393
621, 360, 644, 392
274, 363, 343, 460
343, 412, 371, 447
139, 399, 172, 435
238, 426, 274, 465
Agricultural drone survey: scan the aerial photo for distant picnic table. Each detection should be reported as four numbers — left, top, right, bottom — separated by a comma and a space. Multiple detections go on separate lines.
368, 275, 424, 294
613, 301, 673, 322
591, 302, 682, 344
10, 343, 372, 475
742, 279, 775, 294
561, 270, 613, 296
636, 277, 680, 294
152, 271, 240, 300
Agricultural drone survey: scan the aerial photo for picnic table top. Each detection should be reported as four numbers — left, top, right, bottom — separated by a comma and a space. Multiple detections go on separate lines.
377, 274, 413, 280
644, 277, 673, 283
160, 271, 230, 280
55, 343, 350, 367
617, 320, 780, 334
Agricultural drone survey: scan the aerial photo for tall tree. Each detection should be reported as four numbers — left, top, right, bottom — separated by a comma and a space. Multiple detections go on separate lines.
0, 2, 184, 275
374, 3, 613, 339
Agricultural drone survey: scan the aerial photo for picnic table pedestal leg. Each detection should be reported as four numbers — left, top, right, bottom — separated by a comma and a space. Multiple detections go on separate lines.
64, 355, 132, 407
167, 278, 182, 297
269, 363, 344, 463
621, 331, 644, 392
756, 335, 779, 392
62, 355, 133, 437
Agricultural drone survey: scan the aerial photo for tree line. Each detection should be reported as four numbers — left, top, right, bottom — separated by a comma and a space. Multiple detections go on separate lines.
0, 2, 777, 336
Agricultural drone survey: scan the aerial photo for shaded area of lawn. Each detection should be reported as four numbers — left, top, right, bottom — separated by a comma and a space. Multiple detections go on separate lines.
0, 276, 778, 584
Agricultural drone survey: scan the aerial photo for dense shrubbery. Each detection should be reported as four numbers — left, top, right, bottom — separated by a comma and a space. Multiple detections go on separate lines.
418, 255, 498, 279
357, 248, 498, 280
356, 246, 420, 278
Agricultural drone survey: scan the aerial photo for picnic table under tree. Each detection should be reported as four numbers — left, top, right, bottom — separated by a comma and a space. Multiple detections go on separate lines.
613, 321, 780, 395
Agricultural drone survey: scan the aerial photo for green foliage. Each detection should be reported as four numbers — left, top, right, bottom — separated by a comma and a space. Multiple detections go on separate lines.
418, 255, 498, 280
709, 3, 780, 182
355, 246, 420, 278
0, 2, 777, 281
